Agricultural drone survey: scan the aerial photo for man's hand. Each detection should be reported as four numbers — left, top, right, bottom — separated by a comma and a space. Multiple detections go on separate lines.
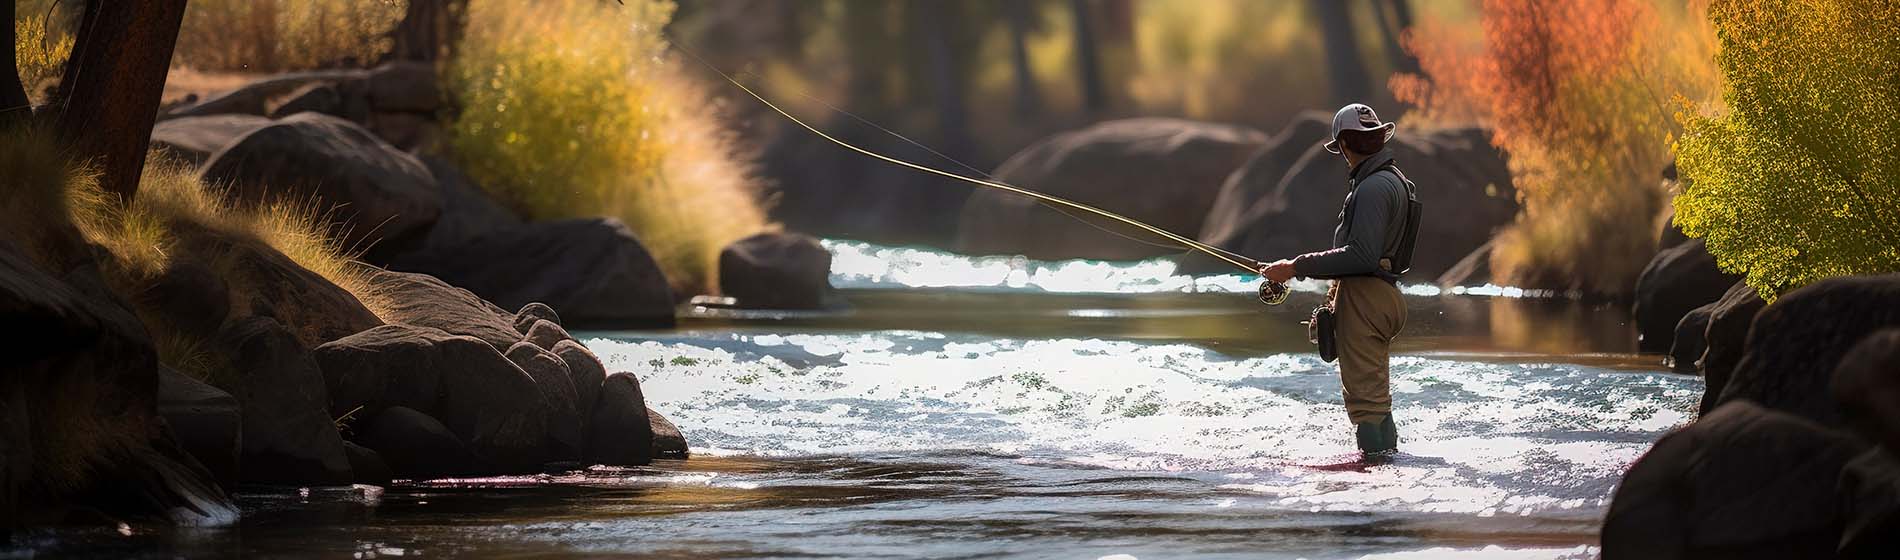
1259, 259, 1297, 284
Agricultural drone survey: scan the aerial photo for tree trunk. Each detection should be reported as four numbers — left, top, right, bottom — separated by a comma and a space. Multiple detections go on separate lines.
2, 0, 30, 124
1309, 0, 1372, 103
387, 0, 467, 62
1373, 0, 1421, 76
1069, 0, 1105, 114
914, 0, 972, 162
55, 0, 189, 202
1004, 0, 1042, 119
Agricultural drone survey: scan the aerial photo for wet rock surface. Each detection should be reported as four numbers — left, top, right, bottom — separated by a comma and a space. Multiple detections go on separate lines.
719, 232, 835, 310
1635, 238, 1742, 354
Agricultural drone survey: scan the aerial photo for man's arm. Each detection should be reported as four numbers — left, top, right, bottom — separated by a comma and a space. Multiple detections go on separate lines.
1291, 178, 1397, 278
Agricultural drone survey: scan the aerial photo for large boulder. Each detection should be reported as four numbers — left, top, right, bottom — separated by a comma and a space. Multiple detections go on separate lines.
506, 342, 583, 460
210, 235, 383, 349
161, 69, 365, 120
133, 259, 230, 337
1833, 329, 1900, 450
718, 232, 834, 309
312, 324, 548, 469
955, 118, 1269, 260
523, 319, 574, 351
1602, 401, 1865, 558
342, 442, 393, 486
1698, 281, 1766, 415
365, 269, 520, 350
364, 62, 442, 114
200, 112, 443, 253
760, 117, 978, 246
587, 372, 655, 466
1634, 238, 1742, 353
1192, 126, 1517, 279
157, 367, 241, 487
412, 156, 520, 252
1, 242, 233, 524
1717, 274, 1900, 427
354, 406, 482, 480
149, 114, 273, 167
214, 316, 354, 486
266, 81, 371, 124
1838, 450, 1900, 557
387, 218, 675, 327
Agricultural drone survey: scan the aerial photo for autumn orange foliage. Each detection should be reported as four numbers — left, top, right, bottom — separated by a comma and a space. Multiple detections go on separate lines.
1394, 0, 1720, 296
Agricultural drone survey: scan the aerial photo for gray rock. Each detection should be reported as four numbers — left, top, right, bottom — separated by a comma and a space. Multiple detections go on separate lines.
388, 218, 675, 327
313, 324, 548, 469
650, 406, 688, 460
1718, 274, 1900, 426
414, 156, 520, 252
212, 234, 383, 349
1833, 329, 1900, 450
506, 341, 583, 460
1699, 281, 1766, 415
267, 83, 344, 120
355, 406, 482, 480
524, 319, 573, 351
719, 232, 833, 309
342, 441, 393, 486
1635, 238, 1742, 353
1669, 304, 1715, 374
149, 114, 273, 167
162, 69, 365, 120
200, 112, 444, 254
957, 118, 1269, 260
1602, 401, 1864, 558
1193, 124, 1517, 279
366, 269, 519, 350
157, 366, 241, 486
587, 372, 654, 466
514, 302, 561, 334
365, 62, 441, 113
368, 112, 437, 152
216, 316, 354, 485
134, 259, 229, 336
552, 340, 607, 422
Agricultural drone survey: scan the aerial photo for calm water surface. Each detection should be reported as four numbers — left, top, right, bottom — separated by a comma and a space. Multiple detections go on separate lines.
16, 241, 1701, 559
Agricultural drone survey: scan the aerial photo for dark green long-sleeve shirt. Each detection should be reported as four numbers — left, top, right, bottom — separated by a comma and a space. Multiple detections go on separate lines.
1292, 149, 1409, 280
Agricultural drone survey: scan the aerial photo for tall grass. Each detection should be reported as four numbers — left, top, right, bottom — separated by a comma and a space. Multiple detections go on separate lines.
174, 0, 404, 72
449, 0, 767, 295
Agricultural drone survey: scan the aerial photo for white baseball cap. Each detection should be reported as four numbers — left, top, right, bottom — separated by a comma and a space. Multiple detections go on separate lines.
1323, 103, 1397, 154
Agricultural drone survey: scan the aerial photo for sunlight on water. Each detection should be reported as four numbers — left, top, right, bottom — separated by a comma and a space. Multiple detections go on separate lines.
824, 239, 1556, 298
590, 331, 1699, 519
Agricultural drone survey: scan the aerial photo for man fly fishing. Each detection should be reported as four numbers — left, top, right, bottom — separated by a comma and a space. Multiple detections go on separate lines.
1258, 103, 1421, 455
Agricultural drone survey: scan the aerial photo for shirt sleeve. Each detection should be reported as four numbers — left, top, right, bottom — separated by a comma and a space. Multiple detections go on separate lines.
1292, 177, 1396, 278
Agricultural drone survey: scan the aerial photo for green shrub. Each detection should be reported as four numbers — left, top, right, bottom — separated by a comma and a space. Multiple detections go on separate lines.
1673, 0, 1900, 300
449, 0, 766, 294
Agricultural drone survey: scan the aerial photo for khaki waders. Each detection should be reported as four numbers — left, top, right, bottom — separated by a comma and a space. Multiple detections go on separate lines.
1331, 275, 1407, 425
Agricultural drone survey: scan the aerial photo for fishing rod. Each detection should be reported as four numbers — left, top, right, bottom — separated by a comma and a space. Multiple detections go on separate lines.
665, 35, 1291, 306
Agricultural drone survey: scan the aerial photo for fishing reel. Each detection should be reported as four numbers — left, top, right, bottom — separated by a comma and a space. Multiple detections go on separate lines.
1258, 279, 1291, 306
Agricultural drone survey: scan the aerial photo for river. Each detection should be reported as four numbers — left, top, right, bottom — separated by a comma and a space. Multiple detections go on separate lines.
18, 241, 1702, 559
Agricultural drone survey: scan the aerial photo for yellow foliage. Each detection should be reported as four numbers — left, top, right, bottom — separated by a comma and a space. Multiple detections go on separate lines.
174, 0, 404, 72
449, 0, 767, 295
12, 0, 73, 103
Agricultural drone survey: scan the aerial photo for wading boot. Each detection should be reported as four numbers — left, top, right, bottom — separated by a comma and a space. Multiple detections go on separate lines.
1354, 420, 1395, 454
1380, 415, 1399, 453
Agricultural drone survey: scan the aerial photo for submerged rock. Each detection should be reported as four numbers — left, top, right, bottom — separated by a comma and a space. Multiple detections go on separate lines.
387, 218, 675, 327
157, 366, 241, 487
201, 112, 443, 253
1192, 125, 1516, 279
588, 372, 655, 466
1603, 401, 1863, 558
957, 118, 1269, 260
216, 316, 354, 486
355, 406, 482, 481
1634, 238, 1741, 354
649, 407, 689, 460
1717, 274, 1900, 426
719, 232, 834, 310
1699, 281, 1766, 415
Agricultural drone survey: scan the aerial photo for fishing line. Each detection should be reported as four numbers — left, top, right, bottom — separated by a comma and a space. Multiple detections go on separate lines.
662, 33, 1278, 285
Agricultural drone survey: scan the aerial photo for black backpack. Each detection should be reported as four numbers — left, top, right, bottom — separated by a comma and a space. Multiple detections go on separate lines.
1341, 163, 1423, 278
